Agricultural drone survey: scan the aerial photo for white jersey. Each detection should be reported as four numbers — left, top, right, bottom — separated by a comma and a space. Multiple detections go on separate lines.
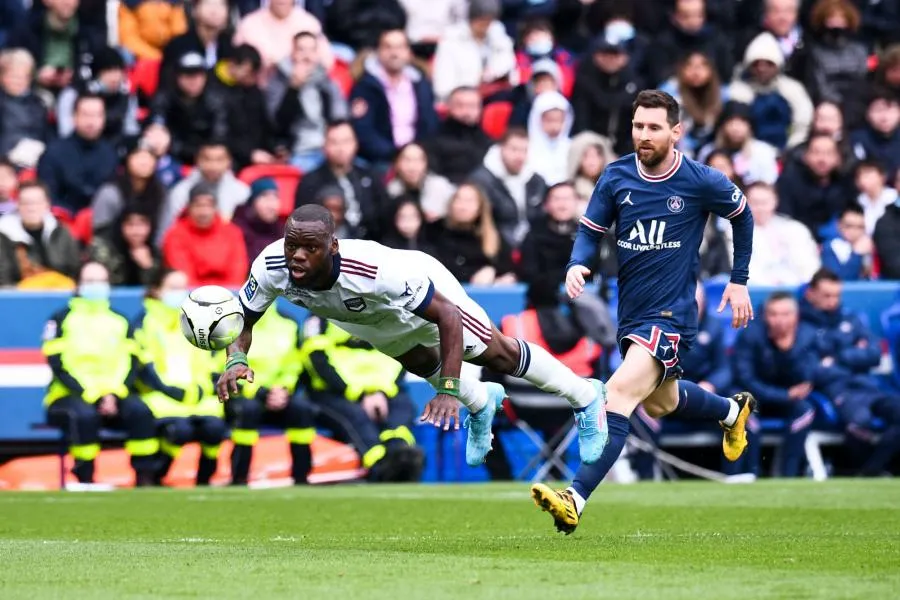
238, 239, 493, 358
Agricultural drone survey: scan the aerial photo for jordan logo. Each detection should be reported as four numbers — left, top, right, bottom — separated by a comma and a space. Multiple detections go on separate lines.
622, 191, 633, 205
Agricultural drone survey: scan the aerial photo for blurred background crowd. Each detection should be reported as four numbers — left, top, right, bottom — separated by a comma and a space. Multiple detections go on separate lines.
1, 0, 900, 486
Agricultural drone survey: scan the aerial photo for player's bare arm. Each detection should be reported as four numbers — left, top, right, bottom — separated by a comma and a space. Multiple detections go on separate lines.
417, 290, 465, 431
215, 310, 262, 402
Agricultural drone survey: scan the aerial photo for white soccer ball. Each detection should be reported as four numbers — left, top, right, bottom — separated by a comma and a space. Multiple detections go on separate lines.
179, 285, 245, 351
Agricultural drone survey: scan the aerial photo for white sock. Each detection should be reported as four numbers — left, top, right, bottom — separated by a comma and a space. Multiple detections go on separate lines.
721, 398, 740, 427
566, 487, 586, 515
425, 368, 488, 413
513, 340, 596, 409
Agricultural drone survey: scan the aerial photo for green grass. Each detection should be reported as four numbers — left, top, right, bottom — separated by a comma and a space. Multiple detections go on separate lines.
1, 480, 899, 599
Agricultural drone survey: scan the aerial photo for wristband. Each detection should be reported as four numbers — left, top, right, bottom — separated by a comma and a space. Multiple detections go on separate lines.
437, 377, 460, 397
225, 351, 249, 370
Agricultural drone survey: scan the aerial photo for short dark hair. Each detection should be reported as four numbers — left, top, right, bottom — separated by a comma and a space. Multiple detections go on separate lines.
840, 204, 865, 218
74, 92, 104, 112
377, 28, 408, 47
326, 119, 354, 133
293, 31, 318, 46
501, 126, 529, 144
288, 204, 335, 231
809, 267, 841, 288
17, 180, 50, 199
519, 17, 553, 40
231, 43, 262, 71
855, 159, 886, 176
448, 86, 480, 100
632, 89, 680, 127
765, 290, 797, 308
806, 132, 838, 149
544, 181, 576, 201
197, 140, 229, 156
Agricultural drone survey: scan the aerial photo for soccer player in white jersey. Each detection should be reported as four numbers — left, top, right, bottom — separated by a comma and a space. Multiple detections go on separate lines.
215, 205, 608, 467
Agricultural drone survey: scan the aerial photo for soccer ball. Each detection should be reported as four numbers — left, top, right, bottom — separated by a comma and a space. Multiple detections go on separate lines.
179, 285, 245, 351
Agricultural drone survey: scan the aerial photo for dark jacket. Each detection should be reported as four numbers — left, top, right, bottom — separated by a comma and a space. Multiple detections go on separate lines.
805, 33, 869, 129
646, 22, 734, 86
6, 9, 105, 85
380, 230, 435, 255
570, 59, 640, 156
680, 314, 732, 393
820, 237, 865, 281
775, 155, 855, 240
423, 118, 494, 184
349, 59, 439, 165
213, 77, 275, 172
799, 297, 882, 399
849, 125, 900, 181
0, 0, 27, 48
515, 215, 577, 287
87, 227, 160, 286
874, 202, 900, 279
294, 163, 386, 240
428, 220, 514, 283
0, 213, 81, 285
323, 0, 406, 50
0, 90, 50, 157
159, 27, 235, 90
468, 160, 547, 248
732, 319, 819, 405
150, 84, 229, 165
37, 134, 118, 214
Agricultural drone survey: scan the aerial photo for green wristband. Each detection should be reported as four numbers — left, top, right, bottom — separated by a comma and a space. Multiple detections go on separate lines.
225, 351, 249, 370
437, 377, 460, 397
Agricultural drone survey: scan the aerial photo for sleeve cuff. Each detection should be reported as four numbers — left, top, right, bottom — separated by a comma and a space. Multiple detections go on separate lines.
411, 280, 435, 317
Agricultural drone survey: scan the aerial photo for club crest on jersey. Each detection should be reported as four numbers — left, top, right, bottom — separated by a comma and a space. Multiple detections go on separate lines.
343, 297, 367, 312
667, 195, 685, 213
243, 275, 258, 300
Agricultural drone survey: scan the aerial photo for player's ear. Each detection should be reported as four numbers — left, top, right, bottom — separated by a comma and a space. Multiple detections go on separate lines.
331, 236, 339, 253
671, 121, 683, 143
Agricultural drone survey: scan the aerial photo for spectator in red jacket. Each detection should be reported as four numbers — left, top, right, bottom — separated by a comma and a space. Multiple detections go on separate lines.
162, 181, 248, 287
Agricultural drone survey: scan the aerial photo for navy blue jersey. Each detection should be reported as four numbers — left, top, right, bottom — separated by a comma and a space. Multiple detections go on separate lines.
569, 150, 753, 338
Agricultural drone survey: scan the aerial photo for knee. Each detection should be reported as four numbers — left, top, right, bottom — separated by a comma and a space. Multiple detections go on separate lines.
118, 396, 154, 422
233, 397, 263, 427
198, 417, 228, 444
643, 402, 670, 419
284, 397, 314, 426
484, 333, 522, 375
162, 419, 194, 446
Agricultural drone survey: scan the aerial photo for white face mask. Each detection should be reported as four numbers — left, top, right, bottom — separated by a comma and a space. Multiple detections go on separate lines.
78, 282, 111, 301
605, 21, 636, 44
161, 289, 189, 309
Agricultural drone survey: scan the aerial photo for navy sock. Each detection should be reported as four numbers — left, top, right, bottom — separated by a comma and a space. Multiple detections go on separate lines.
572, 412, 630, 500
672, 381, 732, 422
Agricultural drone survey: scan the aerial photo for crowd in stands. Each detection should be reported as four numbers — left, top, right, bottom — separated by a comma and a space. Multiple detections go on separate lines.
2, 0, 900, 481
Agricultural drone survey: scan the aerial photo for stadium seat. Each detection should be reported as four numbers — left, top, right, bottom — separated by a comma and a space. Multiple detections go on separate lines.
51, 206, 73, 225
482, 102, 513, 140
237, 164, 303, 217
130, 58, 161, 100
329, 60, 354, 98
70, 209, 93, 245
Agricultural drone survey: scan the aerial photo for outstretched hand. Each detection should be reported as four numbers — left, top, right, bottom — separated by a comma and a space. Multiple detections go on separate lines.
718, 282, 753, 329
215, 364, 254, 402
565, 266, 591, 299
420, 394, 460, 431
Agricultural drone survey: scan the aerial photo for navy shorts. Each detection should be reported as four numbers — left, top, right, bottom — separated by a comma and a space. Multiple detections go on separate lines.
617, 322, 695, 384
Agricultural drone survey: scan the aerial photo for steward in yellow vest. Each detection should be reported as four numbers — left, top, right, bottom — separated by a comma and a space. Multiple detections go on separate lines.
132, 269, 228, 485
299, 318, 423, 482
226, 306, 314, 485
42, 262, 159, 485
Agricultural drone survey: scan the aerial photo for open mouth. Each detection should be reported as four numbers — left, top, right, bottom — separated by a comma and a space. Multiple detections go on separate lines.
289, 266, 306, 279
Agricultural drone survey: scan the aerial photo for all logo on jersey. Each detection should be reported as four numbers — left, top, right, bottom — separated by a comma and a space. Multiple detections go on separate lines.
667, 195, 685, 213
621, 191, 634, 205
243, 275, 258, 300
343, 297, 367, 312
619, 219, 681, 251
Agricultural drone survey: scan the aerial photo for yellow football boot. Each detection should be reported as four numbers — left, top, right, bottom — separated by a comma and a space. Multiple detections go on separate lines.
722, 392, 757, 461
531, 483, 579, 535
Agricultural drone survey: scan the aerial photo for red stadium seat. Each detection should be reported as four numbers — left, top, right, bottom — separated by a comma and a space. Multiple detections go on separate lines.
70, 208, 93, 245
329, 60, 354, 98
482, 101, 513, 140
130, 58, 161, 99
51, 206, 73, 225
237, 164, 303, 217
17, 167, 36, 183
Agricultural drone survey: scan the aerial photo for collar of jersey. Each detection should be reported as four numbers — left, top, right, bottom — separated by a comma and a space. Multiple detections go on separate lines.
323, 254, 341, 289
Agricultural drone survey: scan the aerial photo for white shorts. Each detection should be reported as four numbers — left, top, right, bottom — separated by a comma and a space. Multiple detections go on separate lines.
334, 255, 494, 359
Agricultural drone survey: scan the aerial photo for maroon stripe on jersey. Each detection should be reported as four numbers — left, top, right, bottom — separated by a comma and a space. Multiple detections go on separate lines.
462, 321, 492, 344
340, 267, 377, 280
458, 308, 492, 339
342, 258, 377, 274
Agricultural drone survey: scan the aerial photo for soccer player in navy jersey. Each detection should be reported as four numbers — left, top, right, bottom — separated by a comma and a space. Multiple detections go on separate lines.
531, 90, 757, 534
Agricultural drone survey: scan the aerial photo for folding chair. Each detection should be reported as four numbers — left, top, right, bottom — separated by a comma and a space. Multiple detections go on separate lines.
501, 378, 578, 482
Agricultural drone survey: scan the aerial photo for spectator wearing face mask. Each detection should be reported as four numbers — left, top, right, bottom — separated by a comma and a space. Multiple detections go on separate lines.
514, 18, 575, 98
231, 177, 286, 260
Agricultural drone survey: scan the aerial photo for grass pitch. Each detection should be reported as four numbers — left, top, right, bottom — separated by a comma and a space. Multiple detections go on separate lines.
1, 480, 899, 599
